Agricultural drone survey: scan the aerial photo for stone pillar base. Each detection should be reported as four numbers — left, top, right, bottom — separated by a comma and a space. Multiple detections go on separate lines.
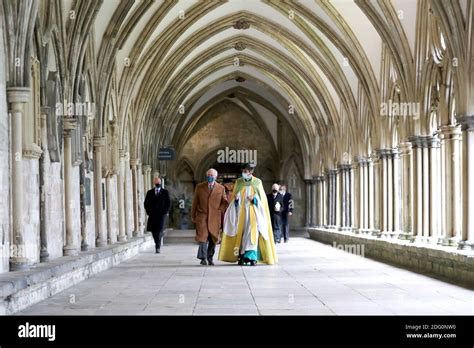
371, 229, 381, 237
63, 247, 79, 257
441, 237, 460, 247
398, 232, 413, 240
388, 231, 401, 239
118, 235, 127, 242
411, 235, 427, 244
10, 259, 30, 272
96, 240, 108, 248
458, 240, 474, 251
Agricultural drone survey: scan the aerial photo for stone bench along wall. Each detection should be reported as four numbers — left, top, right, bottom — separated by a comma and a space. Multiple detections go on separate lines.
308, 228, 474, 289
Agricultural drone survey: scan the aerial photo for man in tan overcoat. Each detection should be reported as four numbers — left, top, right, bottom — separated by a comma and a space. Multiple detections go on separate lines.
191, 168, 228, 265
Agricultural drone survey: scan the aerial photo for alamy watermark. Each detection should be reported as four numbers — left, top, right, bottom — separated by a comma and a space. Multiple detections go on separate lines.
56, 100, 95, 118
332, 242, 365, 257
380, 100, 420, 119
217, 147, 257, 166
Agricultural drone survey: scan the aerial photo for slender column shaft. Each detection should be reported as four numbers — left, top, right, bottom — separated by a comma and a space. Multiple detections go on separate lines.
7, 88, 30, 270
392, 150, 401, 236
105, 174, 114, 244
39, 108, 49, 262
367, 159, 375, 233
305, 179, 311, 227
311, 179, 317, 226
439, 126, 462, 245
357, 159, 365, 233
124, 155, 132, 239
372, 154, 381, 236
428, 137, 441, 243
387, 151, 393, 233
398, 142, 413, 239
130, 159, 140, 237
93, 137, 107, 247
457, 116, 474, 250
117, 151, 127, 241
381, 152, 388, 234
422, 144, 430, 240
63, 119, 79, 256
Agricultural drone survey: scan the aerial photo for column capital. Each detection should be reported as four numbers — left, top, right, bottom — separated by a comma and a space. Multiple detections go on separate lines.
93, 136, 107, 148
438, 124, 462, 140
7, 87, 30, 105
456, 115, 474, 131
63, 118, 77, 135
338, 164, 352, 171
119, 150, 129, 160
130, 158, 141, 167
142, 164, 152, 174
315, 175, 326, 182
376, 148, 393, 158
398, 142, 412, 155
355, 156, 368, 165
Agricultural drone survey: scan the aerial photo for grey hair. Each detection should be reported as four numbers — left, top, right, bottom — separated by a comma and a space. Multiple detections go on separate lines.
207, 168, 218, 176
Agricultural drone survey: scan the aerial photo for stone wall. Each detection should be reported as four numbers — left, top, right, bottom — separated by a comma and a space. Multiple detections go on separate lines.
308, 228, 474, 288
43, 158, 65, 260
0, 17, 11, 273
22, 159, 40, 264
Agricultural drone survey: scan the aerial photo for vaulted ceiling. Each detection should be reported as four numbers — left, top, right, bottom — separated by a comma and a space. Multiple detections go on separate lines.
26, 0, 471, 176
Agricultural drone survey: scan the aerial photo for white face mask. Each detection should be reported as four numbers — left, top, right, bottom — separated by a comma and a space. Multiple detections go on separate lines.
242, 173, 252, 180
279, 190, 285, 195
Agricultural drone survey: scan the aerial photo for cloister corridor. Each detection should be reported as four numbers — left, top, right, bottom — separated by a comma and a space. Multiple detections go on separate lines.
15, 232, 473, 316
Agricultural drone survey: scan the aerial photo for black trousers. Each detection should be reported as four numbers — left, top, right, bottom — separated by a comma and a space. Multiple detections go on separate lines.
151, 219, 166, 249
197, 234, 216, 261
271, 214, 282, 242
281, 222, 290, 241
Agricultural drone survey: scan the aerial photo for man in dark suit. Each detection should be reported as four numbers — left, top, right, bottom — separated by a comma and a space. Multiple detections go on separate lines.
267, 183, 284, 243
144, 177, 171, 253
279, 184, 293, 243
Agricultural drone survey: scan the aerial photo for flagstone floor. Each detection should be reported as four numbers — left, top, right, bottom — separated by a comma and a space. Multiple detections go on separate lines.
17, 237, 473, 315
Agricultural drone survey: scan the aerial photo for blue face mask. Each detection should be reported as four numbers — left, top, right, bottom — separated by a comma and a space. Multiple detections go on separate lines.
207, 176, 215, 183
242, 173, 251, 180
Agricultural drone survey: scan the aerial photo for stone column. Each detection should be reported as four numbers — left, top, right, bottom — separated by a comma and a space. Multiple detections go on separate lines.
311, 177, 318, 227
363, 160, 370, 234
409, 137, 423, 242
335, 169, 341, 229
379, 149, 389, 237
305, 179, 312, 227
338, 166, 345, 229
439, 125, 462, 246
351, 162, 358, 232
349, 164, 355, 230
322, 174, 327, 227
398, 142, 413, 240
130, 159, 140, 237
325, 172, 330, 228
368, 156, 377, 235
386, 150, 393, 235
428, 136, 441, 244
39, 107, 50, 262
63, 118, 79, 256
105, 171, 114, 244
422, 139, 430, 242
371, 152, 381, 236
124, 154, 133, 239
392, 148, 401, 238
117, 150, 127, 242
7, 88, 30, 270
356, 158, 365, 233
457, 116, 474, 250
93, 137, 107, 247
